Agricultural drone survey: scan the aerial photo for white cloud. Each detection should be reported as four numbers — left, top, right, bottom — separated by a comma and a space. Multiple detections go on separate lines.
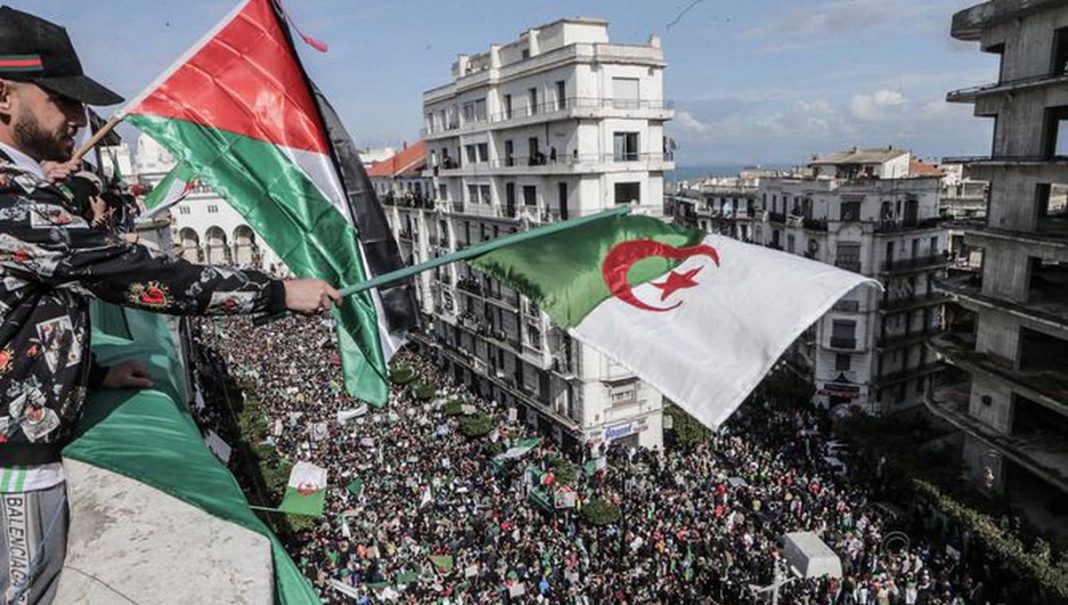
798, 100, 833, 116
745, 0, 944, 40
675, 109, 710, 133
847, 89, 906, 121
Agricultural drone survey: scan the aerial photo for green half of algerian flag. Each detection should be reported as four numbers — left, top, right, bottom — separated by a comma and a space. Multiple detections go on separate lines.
429, 555, 454, 573
470, 213, 874, 431
279, 461, 327, 517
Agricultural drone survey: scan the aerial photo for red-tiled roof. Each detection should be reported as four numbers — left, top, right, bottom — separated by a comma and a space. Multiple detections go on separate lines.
909, 159, 944, 177
367, 141, 427, 177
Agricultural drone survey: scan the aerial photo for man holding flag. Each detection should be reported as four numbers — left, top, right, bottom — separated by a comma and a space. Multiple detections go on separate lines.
0, 7, 339, 603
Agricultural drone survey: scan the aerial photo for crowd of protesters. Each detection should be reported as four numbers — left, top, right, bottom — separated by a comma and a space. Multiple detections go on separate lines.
189, 315, 1022, 605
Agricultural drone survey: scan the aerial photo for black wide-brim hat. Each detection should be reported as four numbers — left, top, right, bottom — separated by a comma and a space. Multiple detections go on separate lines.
0, 6, 122, 106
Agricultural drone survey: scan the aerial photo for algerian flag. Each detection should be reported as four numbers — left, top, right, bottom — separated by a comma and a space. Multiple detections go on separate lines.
346, 478, 364, 498
119, 0, 418, 406
493, 438, 540, 461
429, 555, 454, 574
142, 160, 197, 217
471, 214, 874, 430
279, 461, 327, 517
419, 485, 433, 507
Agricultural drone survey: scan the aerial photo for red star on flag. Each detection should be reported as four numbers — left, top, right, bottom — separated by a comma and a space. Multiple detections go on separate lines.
652, 266, 703, 301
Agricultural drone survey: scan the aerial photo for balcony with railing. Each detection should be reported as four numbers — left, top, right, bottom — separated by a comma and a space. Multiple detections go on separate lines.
871, 361, 943, 387
940, 154, 1068, 166
873, 216, 943, 233
937, 271, 1068, 329
878, 291, 951, 313
881, 253, 949, 275
421, 96, 674, 138
929, 332, 1068, 410
457, 277, 520, 311
434, 152, 675, 177
946, 72, 1068, 103
876, 327, 947, 350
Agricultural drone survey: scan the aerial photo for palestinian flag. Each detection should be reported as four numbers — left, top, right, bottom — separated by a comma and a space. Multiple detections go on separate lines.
471, 214, 874, 429
142, 160, 197, 217
119, 0, 417, 406
279, 461, 327, 517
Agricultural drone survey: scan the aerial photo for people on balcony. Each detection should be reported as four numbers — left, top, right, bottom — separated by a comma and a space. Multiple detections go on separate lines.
0, 9, 342, 603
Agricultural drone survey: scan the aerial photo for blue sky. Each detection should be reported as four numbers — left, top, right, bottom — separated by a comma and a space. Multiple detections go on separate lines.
13, 0, 999, 166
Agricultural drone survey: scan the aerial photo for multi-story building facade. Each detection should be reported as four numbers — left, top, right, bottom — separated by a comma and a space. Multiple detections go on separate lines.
933, 0, 1068, 537
665, 169, 778, 241
134, 134, 282, 271
672, 149, 949, 414
391, 18, 674, 451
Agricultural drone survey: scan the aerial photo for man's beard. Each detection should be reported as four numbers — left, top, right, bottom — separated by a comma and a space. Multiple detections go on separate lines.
12, 110, 73, 162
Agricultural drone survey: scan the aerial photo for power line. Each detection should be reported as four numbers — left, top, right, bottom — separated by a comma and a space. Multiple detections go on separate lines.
666, 0, 706, 32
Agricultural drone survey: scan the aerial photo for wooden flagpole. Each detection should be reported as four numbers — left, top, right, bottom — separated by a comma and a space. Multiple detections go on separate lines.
72, 114, 122, 164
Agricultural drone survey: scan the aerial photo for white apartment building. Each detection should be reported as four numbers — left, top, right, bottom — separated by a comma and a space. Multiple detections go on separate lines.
134, 134, 282, 271
390, 18, 674, 452
672, 148, 948, 415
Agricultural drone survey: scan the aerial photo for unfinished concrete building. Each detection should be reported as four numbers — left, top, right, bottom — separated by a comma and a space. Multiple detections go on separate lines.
935, 0, 1068, 539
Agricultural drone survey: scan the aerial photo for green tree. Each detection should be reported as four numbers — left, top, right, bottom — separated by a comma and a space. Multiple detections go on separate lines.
583, 498, 621, 526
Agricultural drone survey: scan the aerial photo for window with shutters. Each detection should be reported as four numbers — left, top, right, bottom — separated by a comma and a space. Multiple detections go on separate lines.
612, 77, 639, 109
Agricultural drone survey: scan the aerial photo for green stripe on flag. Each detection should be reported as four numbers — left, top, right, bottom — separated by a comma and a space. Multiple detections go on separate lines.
471, 214, 705, 329
128, 114, 390, 406
13, 469, 25, 492
1, 468, 11, 491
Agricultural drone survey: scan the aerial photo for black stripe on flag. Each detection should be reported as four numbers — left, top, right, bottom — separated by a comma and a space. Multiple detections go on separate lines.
313, 88, 420, 334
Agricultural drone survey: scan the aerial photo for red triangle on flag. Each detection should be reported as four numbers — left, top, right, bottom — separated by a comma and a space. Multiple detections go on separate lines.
128, 0, 328, 154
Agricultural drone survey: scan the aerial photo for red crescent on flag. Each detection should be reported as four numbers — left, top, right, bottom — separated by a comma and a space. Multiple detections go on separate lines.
601, 239, 719, 312
296, 482, 319, 496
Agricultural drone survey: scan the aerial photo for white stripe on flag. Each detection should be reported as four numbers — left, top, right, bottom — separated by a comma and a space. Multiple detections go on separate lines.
571, 234, 877, 430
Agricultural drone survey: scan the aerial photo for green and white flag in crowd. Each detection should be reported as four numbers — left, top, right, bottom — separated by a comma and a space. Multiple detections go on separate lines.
493, 438, 540, 462
142, 160, 197, 217
471, 214, 875, 430
279, 461, 328, 517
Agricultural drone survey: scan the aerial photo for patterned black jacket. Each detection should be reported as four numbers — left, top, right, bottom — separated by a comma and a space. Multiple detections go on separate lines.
0, 157, 285, 465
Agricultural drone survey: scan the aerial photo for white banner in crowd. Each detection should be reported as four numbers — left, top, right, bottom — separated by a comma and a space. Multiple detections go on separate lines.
336, 405, 368, 425
309, 422, 329, 441
204, 430, 232, 464
330, 579, 360, 600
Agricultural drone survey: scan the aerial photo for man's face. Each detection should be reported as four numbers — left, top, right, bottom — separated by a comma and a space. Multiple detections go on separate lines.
6, 82, 86, 162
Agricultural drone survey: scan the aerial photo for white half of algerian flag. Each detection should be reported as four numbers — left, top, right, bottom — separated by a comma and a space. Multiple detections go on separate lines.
278, 461, 327, 517
142, 160, 197, 218
471, 214, 877, 430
